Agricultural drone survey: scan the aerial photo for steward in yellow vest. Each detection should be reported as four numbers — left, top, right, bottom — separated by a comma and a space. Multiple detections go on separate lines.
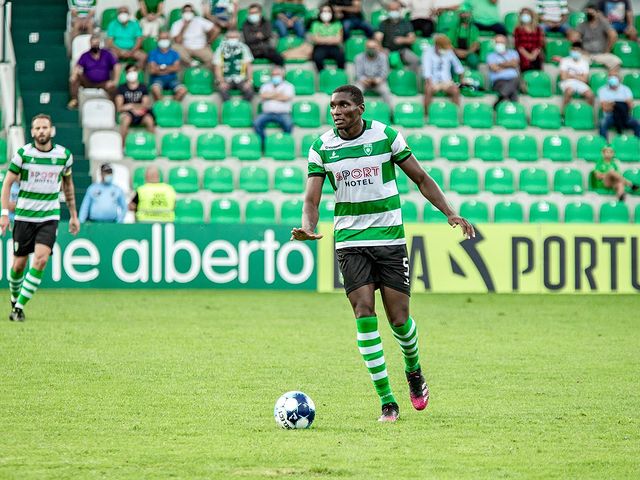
131, 166, 176, 222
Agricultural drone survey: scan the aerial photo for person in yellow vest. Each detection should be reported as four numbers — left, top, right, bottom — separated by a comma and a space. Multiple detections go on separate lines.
130, 166, 176, 222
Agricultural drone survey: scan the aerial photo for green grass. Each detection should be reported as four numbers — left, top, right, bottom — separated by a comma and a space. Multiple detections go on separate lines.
0, 292, 638, 479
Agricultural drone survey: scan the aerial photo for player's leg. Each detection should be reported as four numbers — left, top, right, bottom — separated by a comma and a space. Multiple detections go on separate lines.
15, 243, 51, 314
9, 255, 28, 308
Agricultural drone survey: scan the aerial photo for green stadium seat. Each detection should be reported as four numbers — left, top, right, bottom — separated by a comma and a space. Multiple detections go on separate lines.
564, 202, 594, 223
292, 101, 321, 128
153, 99, 183, 128
529, 201, 559, 222
564, 101, 595, 130
440, 134, 469, 161
496, 102, 526, 129
389, 70, 418, 96
545, 38, 571, 63
613, 40, 640, 68
406, 133, 434, 161
395, 168, 410, 194
553, 167, 583, 194
600, 201, 629, 223
319, 68, 349, 94
253, 68, 272, 90
125, 132, 156, 160
589, 71, 608, 94
460, 200, 489, 223
519, 168, 549, 194
623, 168, 640, 193
286, 69, 315, 95
203, 166, 234, 193
277, 35, 305, 55
542, 135, 572, 162
319, 199, 335, 221
101, 8, 117, 30
463, 102, 493, 128
450, 167, 479, 194
569, 11, 586, 28
635, 204, 640, 223
523, 70, 552, 97
237, 7, 249, 29
345, 35, 366, 62
300, 133, 321, 156
239, 166, 269, 192
187, 101, 218, 128
508, 134, 538, 161
436, 10, 459, 33
611, 135, 640, 162
133, 167, 163, 189
474, 134, 503, 161
412, 37, 433, 56
479, 38, 495, 63
265, 133, 295, 161
175, 199, 204, 223
423, 202, 447, 222
222, 99, 253, 127
494, 201, 523, 223
364, 100, 391, 124
577, 135, 606, 162
531, 103, 561, 129
210, 198, 241, 223
460, 70, 486, 97
401, 199, 418, 222
424, 166, 444, 189
142, 36, 157, 53
274, 166, 304, 193
231, 133, 261, 160
394, 102, 424, 128
168, 166, 199, 193
280, 199, 303, 225
196, 133, 225, 161
484, 167, 514, 194
0, 137, 6, 164
167, 8, 182, 27
245, 199, 276, 224
370, 9, 386, 28
504, 12, 518, 34
161, 132, 191, 160
184, 67, 214, 95
428, 100, 458, 128
623, 72, 640, 99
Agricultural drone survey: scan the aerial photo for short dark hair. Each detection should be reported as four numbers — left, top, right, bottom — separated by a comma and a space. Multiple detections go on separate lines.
182, 3, 193, 11
332, 85, 364, 105
571, 41, 583, 49
248, 3, 262, 10
31, 113, 52, 127
125, 63, 137, 72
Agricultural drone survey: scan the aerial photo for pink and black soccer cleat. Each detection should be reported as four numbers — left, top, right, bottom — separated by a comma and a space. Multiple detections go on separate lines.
378, 402, 399, 422
406, 368, 429, 411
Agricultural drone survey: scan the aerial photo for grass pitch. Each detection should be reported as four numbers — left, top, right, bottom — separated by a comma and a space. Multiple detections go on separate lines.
0, 291, 638, 479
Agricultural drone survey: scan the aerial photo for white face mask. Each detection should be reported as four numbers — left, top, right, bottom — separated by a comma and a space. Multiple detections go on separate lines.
126, 71, 138, 83
226, 38, 239, 47
495, 43, 506, 54
158, 39, 171, 49
182, 11, 194, 21
117, 12, 129, 23
520, 13, 532, 24
320, 11, 332, 22
247, 13, 261, 24
388, 10, 401, 20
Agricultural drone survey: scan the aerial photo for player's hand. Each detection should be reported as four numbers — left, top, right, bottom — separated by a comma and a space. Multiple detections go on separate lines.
290, 228, 323, 241
0, 215, 9, 236
448, 215, 475, 240
69, 217, 80, 236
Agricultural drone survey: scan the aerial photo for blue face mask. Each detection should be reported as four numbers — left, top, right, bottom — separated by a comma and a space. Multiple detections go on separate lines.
104, 174, 113, 184
272, 75, 283, 85
608, 76, 620, 88
570, 50, 581, 61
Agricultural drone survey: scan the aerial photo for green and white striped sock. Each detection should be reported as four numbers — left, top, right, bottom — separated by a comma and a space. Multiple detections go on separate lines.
391, 316, 421, 373
356, 316, 396, 405
15, 268, 44, 310
9, 268, 24, 303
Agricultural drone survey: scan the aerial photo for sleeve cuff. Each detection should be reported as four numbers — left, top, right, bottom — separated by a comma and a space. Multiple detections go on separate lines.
308, 172, 326, 178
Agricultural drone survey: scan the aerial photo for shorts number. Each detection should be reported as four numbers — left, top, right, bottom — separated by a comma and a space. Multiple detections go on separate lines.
402, 257, 410, 285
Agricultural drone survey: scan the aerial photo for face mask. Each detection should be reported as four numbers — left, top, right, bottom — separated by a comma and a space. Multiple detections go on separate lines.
117, 12, 129, 23
90, 46, 100, 54
520, 13, 532, 24
438, 49, 451, 56
226, 38, 239, 47
158, 39, 171, 49
366, 49, 377, 57
103, 174, 113, 184
320, 12, 333, 22
570, 50, 581, 60
247, 13, 261, 24
272, 75, 283, 85
494, 43, 506, 54
126, 71, 138, 83
182, 11, 194, 21
586, 12, 595, 21
608, 76, 620, 88
388, 11, 401, 20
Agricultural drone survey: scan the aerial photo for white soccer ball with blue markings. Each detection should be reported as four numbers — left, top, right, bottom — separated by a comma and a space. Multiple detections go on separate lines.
274, 391, 316, 429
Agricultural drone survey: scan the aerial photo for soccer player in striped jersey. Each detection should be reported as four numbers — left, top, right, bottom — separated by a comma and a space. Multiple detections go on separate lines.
0, 114, 80, 321
291, 85, 475, 422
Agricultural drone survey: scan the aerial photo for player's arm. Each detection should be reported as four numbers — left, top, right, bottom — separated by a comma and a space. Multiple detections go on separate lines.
399, 155, 475, 239
62, 172, 80, 235
291, 176, 324, 241
0, 170, 19, 235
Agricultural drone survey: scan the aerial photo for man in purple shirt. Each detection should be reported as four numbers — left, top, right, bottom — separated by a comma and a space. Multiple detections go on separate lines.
68, 34, 121, 109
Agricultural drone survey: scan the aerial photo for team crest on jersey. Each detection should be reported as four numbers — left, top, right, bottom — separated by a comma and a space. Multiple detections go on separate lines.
363, 143, 373, 155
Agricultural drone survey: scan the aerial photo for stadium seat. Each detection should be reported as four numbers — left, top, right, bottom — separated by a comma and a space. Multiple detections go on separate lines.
133, 167, 164, 190
175, 199, 204, 223
530, 103, 561, 129
623, 72, 640, 99
569, 11, 586, 28
187, 101, 218, 128
424, 166, 444, 189
519, 168, 549, 194
286, 69, 315, 95
245, 199, 276, 224
428, 100, 458, 128
184, 67, 214, 95
222, 99, 253, 127
345, 35, 366, 62
125, 132, 156, 160
436, 10, 459, 33
274, 166, 304, 193
440, 134, 469, 161
203, 166, 234, 193
277, 35, 305, 56
265, 133, 295, 161
474, 134, 503, 161
460, 200, 489, 223
161, 132, 191, 160
450, 167, 479, 194
280, 199, 303, 224
463, 102, 493, 128
577, 135, 606, 162
553, 168, 583, 194
239, 166, 269, 192
401, 199, 418, 222
529, 201, 560, 222
494, 201, 524, 223
394, 102, 424, 128
460, 70, 486, 97
545, 38, 571, 63
479, 38, 495, 62
100, 8, 118, 30
589, 71, 608, 94
395, 168, 410, 194
88, 131, 123, 163
623, 168, 640, 193
300, 133, 321, 156
611, 135, 640, 162
496, 102, 527, 129
504, 12, 518, 34
564, 202, 594, 223
613, 40, 640, 68
364, 101, 391, 124
253, 68, 272, 90
196, 133, 225, 161
406, 133, 434, 161
231, 133, 261, 160
564, 101, 595, 130
523, 70, 552, 97
423, 202, 447, 222
319, 68, 349, 94
411, 36, 433, 56
599, 201, 629, 223
319, 199, 335, 221
168, 166, 199, 193
484, 167, 514, 194
292, 101, 321, 128
542, 135, 572, 162
81, 99, 116, 130
370, 9, 386, 28
153, 99, 183, 128
210, 198, 241, 223
508, 134, 538, 161
389, 69, 418, 96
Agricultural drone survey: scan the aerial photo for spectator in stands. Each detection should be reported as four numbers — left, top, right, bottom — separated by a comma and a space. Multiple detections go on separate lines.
574, 4, 622, 71
68, 34, 120, 109
213, 30, 254, 101
354, 39, 392, 104
170, 3, 215, 66
272, 0, 307, 39
137, 0, 165, 38
452, 4, 480, 69
242, 4, 284, 66
400, 0, 434, 38
514, 7, 545, 72
536, 0, 571, 37
203, 0, 238, 39
116, 64, 155, 145
422, 35, 465, 114
559, 42, 594, 111
598, 72, 640, 140
487, 35, 520, 108
148, 32, 187, 101
79, 164, 127, 224
106, 6, 147, 68
463, 0, 506, 36
254, 66, 295, 147
592, 145, 639, 200
329, 0, 374, 39
375, 1, 419, 69
309, 5, 346, 71
597, 0, 637, 41
130, 166, 176, 223
68, 0, 96, 40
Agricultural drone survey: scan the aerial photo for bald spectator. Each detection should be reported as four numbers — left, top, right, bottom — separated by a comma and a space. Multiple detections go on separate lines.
170, 3, 216, 66
130, 166, 176, 223
354, 39, 391, 104
106, 6, 146, 68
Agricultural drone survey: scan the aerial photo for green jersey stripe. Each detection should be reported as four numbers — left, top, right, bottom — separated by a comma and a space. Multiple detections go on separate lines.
335, 225, 404, 243
335, 194, 400, 217
381, 160, 396, 184
392, 147, 412, 164
384, 125, 399, 145
15, 208, 61, 218
321, 138, 390, 164
8, 163, 20, 174
20, 156, 68, 166
308, 162, 325, 175
18, 190, 60, 201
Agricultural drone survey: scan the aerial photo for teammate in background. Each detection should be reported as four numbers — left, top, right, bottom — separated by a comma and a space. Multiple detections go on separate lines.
291, 85, 475, 422
0, 114, 80, 322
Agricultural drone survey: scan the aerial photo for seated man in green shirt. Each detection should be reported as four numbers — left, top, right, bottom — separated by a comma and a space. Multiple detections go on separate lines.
106, 6, 147, 68
463, 0, 506, 35
592, 145, 639, 200
452, 4, 480, 69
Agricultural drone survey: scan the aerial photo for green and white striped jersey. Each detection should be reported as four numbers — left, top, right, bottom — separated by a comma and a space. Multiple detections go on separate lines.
8, 143, 73, 223
308, 120, 412, 250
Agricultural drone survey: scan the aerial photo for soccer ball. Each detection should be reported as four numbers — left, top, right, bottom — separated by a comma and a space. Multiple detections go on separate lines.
274, 391, 316, 429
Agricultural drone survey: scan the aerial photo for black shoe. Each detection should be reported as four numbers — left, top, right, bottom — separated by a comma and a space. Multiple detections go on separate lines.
11, 299, 15, 310
406, 368, 430, 411
618, 193, 627, 202
378, 402, 399, 422
631, 184, 639, 192
9, 307, 25, 322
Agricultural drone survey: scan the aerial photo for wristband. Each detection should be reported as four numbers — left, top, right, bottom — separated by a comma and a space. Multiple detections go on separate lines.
1, 209, 9, 217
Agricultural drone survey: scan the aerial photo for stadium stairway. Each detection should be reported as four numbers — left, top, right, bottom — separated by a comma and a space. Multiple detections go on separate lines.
12, 0, 91, 216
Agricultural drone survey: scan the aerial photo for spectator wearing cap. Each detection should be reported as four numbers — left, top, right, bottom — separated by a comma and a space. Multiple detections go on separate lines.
106, 6, 147, 68
463, 0, 507, 36
487, 35, 520, 108
254, 66, 295, 146
170, 3, 216, 66
559, 42, 594, 112
79, 164, 128, 223
354, 39, 392, 105
148, 31, 187, 101
574, 4, 622, 71
68, 0, 96, 40
597, 72, 640, 140
242, 4, 284, 66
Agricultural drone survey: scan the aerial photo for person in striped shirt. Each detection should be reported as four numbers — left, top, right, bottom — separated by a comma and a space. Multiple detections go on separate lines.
0, 114, 80, 322
291, 85, 475, 422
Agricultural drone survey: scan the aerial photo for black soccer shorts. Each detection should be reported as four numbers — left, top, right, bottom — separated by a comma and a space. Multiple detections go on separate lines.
336, 244, 411, 296
12, 220, 58, 257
